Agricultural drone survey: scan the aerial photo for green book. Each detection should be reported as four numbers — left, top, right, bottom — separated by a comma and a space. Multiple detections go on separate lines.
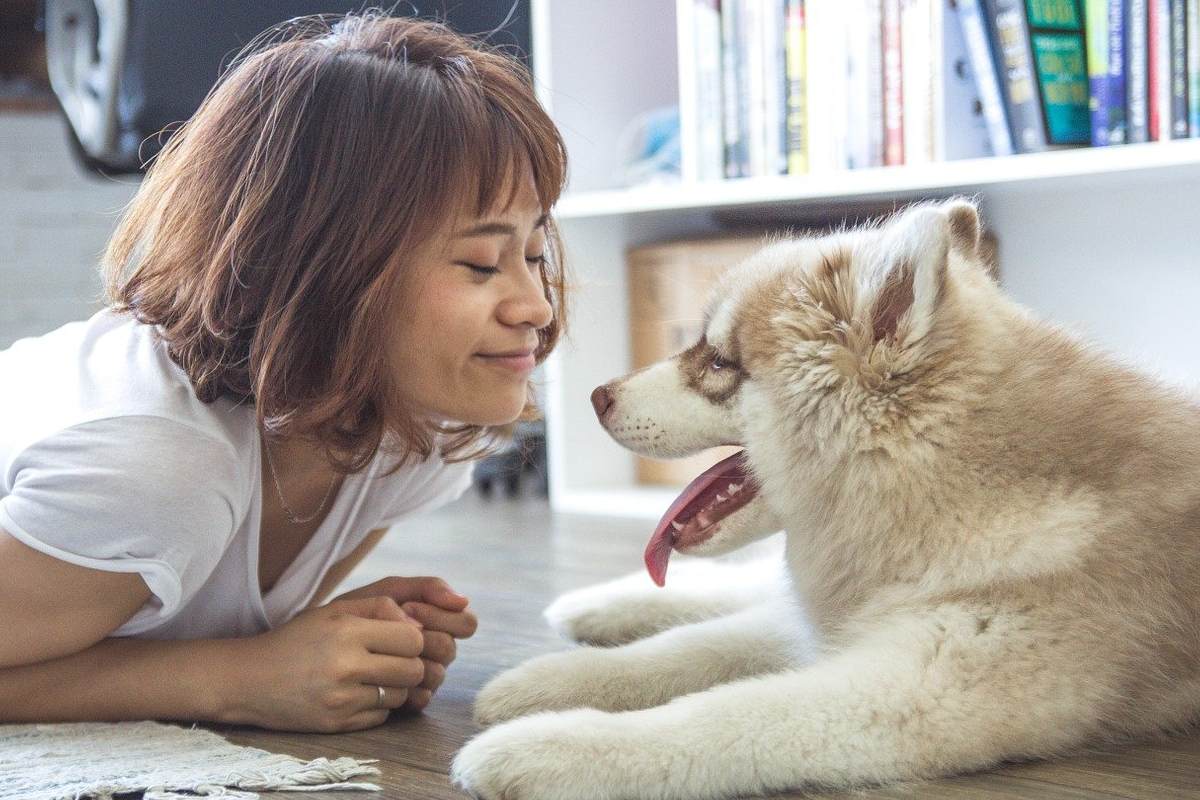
1025, 0, 1091, 144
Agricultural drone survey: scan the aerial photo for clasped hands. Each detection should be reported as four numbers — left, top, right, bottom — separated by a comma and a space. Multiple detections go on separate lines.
327, 575, 478, 712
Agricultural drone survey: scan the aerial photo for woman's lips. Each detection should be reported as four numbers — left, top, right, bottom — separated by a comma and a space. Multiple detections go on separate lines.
476, 351, 536, 372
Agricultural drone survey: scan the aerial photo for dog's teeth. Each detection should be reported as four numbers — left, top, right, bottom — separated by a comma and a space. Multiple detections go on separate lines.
671, 521, 684, 532
715, 493, 727, 503
728, 483, 741, 494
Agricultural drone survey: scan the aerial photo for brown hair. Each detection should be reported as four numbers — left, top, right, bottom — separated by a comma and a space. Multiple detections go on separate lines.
102, 11, 568, 473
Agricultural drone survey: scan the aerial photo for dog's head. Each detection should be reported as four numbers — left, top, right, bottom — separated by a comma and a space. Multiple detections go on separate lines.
593, 199, 994, 585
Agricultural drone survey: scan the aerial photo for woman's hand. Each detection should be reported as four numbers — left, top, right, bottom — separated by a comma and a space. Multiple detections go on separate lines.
327, 576, 478, 712
230, 595, 426, 733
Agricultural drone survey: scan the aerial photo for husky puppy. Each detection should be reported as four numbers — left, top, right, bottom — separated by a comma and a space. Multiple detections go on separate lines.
452, 199, 1200, 799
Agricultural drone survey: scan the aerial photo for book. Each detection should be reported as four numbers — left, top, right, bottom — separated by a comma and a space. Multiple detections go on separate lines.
1149, 0, 1172, 139
721, 0, 747, 177
1105, 0, 1128, 143
694, 0, 725, 180
982, 0, 1049, 151
940, 0, 997, 157
742, 0, 768, 176
1126, 0, 1150, 142
785, 0, 809, 173
1170, 0, 1190, 137
883, 0, 906, 164
762, 0, 789, 176
1190, 0, 1200, 134
902, 0, 935, 163
1086, 0, 1111, 144
846, 0, 886, 168
957, 0, 1017, 153
1025, 0, 1091, 145
805, 0, 848, 171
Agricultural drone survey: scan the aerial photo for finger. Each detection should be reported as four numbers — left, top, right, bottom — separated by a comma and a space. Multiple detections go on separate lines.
338, 709, 392, 732
399, 687, 433, 713
357, 653, 426, 689
380, 576, 470, 611
348, 616, 425, 658
401, 601, 478, 638
331, 595, 423, 629
420, 631, 456, 666
354, 684, 410, 712
419, 658, 447, 691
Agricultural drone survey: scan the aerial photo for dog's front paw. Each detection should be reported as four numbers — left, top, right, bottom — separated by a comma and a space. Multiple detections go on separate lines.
543, 579, 667, 646
473, 648, 612, 726
452, 709, 619, 800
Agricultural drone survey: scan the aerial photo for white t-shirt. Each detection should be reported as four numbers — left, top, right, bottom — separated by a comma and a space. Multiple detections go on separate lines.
0, 308, 474, 640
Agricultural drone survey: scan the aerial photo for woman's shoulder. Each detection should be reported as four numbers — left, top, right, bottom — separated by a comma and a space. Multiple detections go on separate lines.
0, 308, 256, 474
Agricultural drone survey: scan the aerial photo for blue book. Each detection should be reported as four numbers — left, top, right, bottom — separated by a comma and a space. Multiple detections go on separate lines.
1087, 0, 1111, 145
1106, 0, 1129, 143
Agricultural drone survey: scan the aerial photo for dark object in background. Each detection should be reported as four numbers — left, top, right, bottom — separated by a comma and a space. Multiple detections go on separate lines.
43, 0, 531, 176
474, 421, 548, 499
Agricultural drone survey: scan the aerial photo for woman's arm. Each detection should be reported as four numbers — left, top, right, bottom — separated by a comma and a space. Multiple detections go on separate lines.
0, 634, 240, 724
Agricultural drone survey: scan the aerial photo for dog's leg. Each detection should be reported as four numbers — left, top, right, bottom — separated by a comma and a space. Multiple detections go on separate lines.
474, 598, 812, 726
455, 604, 1105, 800
544, 543, 786, 646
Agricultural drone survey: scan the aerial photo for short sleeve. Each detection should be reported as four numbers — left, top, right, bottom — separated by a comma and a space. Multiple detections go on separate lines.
0, 416, 244, 633
374, 458, 475, 529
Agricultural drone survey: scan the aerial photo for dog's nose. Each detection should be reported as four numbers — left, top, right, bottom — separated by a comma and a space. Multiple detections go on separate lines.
590, 384, 614, 420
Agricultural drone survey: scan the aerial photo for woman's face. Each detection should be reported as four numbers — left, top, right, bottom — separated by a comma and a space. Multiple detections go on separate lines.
390, 175, 554, 427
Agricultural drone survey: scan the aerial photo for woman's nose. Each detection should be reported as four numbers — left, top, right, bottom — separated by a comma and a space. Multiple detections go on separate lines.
501, 269, 554, 329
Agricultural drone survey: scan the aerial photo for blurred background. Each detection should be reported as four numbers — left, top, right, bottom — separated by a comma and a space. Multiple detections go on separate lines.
2, 1, 1200, 518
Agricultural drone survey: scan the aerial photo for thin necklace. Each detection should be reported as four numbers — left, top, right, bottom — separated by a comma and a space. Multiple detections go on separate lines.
262, 434, 337, 525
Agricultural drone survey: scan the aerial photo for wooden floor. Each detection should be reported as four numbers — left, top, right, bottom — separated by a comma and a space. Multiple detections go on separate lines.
210, 491, 1200, 799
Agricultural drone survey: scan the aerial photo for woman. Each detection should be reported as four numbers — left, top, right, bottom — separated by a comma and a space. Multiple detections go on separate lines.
0, 11, 567, 734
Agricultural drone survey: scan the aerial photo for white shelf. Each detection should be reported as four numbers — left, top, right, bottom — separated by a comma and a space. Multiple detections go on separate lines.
556, 139, 1200, 219
533, 0, 1200, 518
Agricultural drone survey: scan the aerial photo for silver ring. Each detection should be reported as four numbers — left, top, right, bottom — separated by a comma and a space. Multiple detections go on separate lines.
376, 685, 386, 708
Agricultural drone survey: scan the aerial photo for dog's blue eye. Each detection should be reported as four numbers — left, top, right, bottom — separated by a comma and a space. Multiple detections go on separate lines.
711, 355, 731, 371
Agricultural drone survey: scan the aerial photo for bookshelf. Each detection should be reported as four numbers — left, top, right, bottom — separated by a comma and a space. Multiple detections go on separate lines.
532, 0, 1200, 519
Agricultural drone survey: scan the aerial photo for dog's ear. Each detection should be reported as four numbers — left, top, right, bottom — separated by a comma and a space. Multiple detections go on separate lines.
866, 202, 960, 344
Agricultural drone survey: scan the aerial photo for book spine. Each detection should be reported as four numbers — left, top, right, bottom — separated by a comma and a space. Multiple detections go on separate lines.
1190, 0, 1200, 134
1150, 0, 1173, 138
742, 0, 767, 175
760, 1, 787, 176
1148, 0, 1161, 138
1156, 0, 1176, 137
883, 0, 906, 164
958, 0, 1016, 153
695, 0, 726, 180
722, 0, 745, 177
1086, 0, 1112, 144
1025, 0, 1091, 145
866, 0, 887, 164
983, 0, 1049, 151
902, 0, 934, 163
846, 0, 873, 168
1127, 0, 1150, 142
1106, 0, 1128, 143
1170, 0, 1189, 137
943, 0, 997, 158
776, 1, 791, 174
785, 0, 809, 173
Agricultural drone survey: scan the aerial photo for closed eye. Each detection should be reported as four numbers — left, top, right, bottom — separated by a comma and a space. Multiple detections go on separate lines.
458, 255, 547, 276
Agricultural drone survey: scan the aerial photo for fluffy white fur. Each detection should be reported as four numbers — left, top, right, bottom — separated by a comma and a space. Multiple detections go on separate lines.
451, 199, 1200, 799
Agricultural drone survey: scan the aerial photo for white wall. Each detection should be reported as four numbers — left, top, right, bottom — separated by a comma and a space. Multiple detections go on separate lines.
985, 171, 1200, 390
0, 112, 140, 349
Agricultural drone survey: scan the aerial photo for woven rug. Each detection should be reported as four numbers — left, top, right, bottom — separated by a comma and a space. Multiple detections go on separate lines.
0, 720, 381, 799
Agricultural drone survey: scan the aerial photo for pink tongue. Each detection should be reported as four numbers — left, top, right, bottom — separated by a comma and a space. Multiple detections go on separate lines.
644, 451, 749, 587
